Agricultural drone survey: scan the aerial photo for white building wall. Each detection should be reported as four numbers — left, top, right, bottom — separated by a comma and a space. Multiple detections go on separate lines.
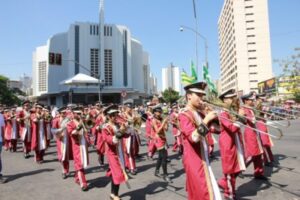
32, 45, 48, 96
218, 0, 273, 94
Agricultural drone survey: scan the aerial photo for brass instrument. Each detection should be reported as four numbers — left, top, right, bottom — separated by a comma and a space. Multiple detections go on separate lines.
205, 101, 283, 140
241, 105, 290, 128
84, 114, 95, 130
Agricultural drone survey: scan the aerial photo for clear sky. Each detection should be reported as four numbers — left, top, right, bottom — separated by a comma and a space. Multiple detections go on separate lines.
0, 0, 299, 90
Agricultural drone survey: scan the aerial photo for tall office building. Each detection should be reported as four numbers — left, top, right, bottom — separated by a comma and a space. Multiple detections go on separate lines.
218, 0, 273, 94
161, 63, 180, 93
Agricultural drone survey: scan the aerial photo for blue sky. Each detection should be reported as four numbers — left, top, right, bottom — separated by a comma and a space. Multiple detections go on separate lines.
0, 0, 299, 90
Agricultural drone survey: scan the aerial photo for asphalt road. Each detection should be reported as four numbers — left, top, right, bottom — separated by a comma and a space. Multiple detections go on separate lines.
0, 120, 300, 200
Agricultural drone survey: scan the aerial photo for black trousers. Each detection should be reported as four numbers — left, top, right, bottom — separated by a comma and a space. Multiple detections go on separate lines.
156, 148, 168, 175
111, 179, 120, 196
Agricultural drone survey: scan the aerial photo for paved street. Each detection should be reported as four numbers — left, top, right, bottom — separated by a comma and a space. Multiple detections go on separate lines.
1, 120, 300, 200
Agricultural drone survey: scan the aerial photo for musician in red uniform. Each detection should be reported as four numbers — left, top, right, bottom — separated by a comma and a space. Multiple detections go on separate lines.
4, 108, 18, 152
255, 94, 274, 166
178, 82, 222, 200
94, 103, 106, 167
17, 100, 32, 158
241, 92, 267, 180
102, 105, 129, 200
170, 103, 183, 155
67, 107, 89, 191
151, 105, 172, 183
217, 89, 246, 200
51, 107, 73, 179
31, 104, 47, 163
145, 103, 156, 160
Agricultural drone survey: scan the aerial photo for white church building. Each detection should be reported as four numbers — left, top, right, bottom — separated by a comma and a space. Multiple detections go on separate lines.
32, 0, 157, 106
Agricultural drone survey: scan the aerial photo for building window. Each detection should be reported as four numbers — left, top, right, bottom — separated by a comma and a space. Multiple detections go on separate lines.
75, 25, 80, 74
248, 50, 256, 52
90, 25, 92, 35
104, 49, 113, 86
245, 13, 254, 16
249, 65, 257, 67
250, 80, 258, 83
38, 61, 47, 92
90, 49, 99, 78
96, 26, 99, 35
246, 20, 255, 23
250, 72, 257, 75
248, 42, 256, 45
245, 6, 253, 8
249, 57, 257, 60
247, 27, 255, 30
247, 35, 255, 37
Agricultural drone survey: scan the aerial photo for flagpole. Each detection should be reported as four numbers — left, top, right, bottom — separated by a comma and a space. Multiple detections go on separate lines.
192, 0, 199, 78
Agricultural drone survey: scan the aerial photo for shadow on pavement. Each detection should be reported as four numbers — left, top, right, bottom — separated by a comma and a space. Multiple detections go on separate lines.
237, 178, 271, 198
87, 176, 110, 189
6, 168, 55, 182
120, 181, 169, 200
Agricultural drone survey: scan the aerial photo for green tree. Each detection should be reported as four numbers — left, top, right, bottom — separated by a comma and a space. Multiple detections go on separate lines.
162, 88, 180, 104
0, 75, 21, 106
275, 48, 300, 102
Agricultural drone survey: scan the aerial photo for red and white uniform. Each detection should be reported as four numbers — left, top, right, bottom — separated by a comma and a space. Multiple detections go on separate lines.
242, 107, 264, 177
31, 112, 47, 162
170, 112, 182, 152
145, 113, 156, 158
51, 116, 73, 174
67, 120, 89, 189
218, 110, 246, 199
102, 123, 128, 185
179, 107, 222, 200
17, 109, 32, 154
4, 113, 18, 151
256, 120, 274, 164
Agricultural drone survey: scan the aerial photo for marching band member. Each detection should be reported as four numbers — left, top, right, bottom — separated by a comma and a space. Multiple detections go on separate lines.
152, 105, 172, 183
31, 103, 47, 164
51, 107, 73, 179
240, 92, 267, 180
122, 102, 139, 175
4, 108, 18, 152
255, 94, 274, 167
102, 105, 129, 200
217, 89, 246, 200
67, 107, 89, 191
44, 107, 53, 148
178, 82, 222, 200
94, 103, 106, 167
17, 100, 32, 158
145, 103, 156, 160
170, 103, 183, 155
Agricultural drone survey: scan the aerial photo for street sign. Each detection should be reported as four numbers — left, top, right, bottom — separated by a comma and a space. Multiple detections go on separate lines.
121, 90, 127, 98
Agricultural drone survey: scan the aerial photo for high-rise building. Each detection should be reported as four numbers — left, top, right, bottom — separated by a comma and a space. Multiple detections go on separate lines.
32, 0, 154, 106
218, 0, 273, 94
161, 63, 180, 93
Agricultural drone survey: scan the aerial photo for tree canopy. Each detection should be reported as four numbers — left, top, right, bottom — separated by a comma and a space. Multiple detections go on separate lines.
0, 75, 21, 106
162, 88, 180, 104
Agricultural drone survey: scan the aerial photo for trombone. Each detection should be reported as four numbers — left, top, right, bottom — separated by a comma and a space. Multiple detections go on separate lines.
205, 102, 283, 140
241, 105, 291, 128
262, 104, 300, 119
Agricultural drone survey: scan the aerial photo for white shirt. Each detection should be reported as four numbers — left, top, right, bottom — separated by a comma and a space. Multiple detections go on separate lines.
0, 113, 5, 142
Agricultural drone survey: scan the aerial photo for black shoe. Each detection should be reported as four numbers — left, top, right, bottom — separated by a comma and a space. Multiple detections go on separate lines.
166, 159, 171, 163
163, 175, 173, 183
81, 186, 88, 192
154, 170, 159, 177
238, 173, 245, 179
0, 175, 7, 184
254, 175, 269, 180
62, 173, 67, 179
130, 170, 137, 175
265, 162, 274, 167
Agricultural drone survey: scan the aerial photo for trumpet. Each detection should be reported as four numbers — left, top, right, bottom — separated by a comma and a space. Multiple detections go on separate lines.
205, 101, 283, 140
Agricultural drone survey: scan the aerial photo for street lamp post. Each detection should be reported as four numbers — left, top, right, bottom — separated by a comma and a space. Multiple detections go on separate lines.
63, 59, 103, 103
180, 25, 208, 69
